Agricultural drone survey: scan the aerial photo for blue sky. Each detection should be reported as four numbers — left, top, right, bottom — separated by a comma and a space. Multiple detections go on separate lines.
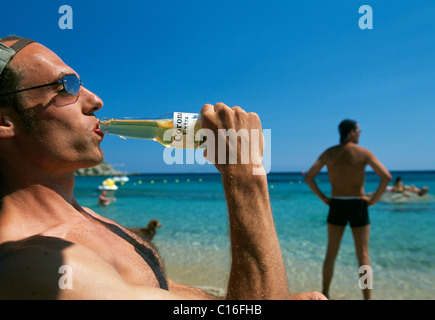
2, 0, 435, 173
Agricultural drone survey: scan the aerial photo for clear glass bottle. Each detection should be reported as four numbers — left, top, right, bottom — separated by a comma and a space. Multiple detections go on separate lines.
100, 112, 206, 149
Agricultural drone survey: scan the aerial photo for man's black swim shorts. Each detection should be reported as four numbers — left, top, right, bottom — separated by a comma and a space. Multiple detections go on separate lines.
327, 198, 369, 228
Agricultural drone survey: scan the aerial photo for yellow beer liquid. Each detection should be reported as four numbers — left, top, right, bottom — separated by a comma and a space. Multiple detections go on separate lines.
100, 118, 205, 149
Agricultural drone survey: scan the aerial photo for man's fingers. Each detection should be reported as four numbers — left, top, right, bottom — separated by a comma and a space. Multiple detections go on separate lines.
200, 104, 214, 118
232, 106, 245, 114
214, 102, 229, 112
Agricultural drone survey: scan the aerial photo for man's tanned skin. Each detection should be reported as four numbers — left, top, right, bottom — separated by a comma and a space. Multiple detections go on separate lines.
0, 38, 325, 300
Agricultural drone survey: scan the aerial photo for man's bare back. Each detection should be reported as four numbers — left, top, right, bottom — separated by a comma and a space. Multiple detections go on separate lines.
321, 143, 371, 197
305, 123, 391, 206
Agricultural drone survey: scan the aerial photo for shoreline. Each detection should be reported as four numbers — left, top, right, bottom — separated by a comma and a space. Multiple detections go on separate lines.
157, 235, 435, 300
163, 260, 435, 300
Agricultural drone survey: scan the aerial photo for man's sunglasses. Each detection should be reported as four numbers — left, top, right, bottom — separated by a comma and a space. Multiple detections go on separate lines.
0, 74, 82, 97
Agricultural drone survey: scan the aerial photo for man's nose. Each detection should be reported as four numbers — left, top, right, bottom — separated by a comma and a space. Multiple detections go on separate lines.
80, 86, 103, 114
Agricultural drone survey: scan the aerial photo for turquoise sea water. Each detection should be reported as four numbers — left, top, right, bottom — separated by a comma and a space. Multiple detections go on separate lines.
75, 171, 435, 300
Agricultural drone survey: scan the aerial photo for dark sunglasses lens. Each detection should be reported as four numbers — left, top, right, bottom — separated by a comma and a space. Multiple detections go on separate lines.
63, 75, 81, 95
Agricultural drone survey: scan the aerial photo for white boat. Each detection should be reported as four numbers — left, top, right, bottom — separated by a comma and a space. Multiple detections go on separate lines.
111, 164, 129, 183
113, 175, 129, 182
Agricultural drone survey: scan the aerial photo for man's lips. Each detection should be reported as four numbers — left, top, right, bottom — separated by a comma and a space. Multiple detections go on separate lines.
94, 121, 105, 138
94, 128, 105, 137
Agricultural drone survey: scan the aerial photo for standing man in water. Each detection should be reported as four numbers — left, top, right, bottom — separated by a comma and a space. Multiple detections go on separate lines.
304, 119, 391, 299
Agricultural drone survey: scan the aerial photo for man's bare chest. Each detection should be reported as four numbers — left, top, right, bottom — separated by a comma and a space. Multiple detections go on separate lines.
45, 219, 168, 290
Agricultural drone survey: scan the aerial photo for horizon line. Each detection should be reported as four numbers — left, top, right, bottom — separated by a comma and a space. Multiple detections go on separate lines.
115, 169, 435, 176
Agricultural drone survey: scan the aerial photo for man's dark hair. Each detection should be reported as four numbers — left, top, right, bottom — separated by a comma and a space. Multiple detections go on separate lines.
338, 119, 357, 143
0, 35, 36, 132
0, 35, 24, 110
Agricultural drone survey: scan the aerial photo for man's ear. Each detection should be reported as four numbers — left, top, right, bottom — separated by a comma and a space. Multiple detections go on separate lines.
0, 114, 16, 138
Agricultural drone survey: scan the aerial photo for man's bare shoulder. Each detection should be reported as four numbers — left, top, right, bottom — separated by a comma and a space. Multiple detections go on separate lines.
0, 235, 77, 299
350, 143, 372, 152
0, 231, 184, 300
0, 235, 74, 261
322, 143, 373, 158
320, 145, 342, 160
349, 144, 376, 162
0, 234, 132, 299
322, 145, 340, 154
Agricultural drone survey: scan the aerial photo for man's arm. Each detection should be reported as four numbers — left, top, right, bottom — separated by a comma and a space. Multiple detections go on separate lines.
365, 150, 392, 206
200, 103, 290, 300
304, 155, 331, 205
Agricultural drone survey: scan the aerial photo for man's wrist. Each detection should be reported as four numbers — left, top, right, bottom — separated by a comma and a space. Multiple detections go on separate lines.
219, 164, 266, 178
